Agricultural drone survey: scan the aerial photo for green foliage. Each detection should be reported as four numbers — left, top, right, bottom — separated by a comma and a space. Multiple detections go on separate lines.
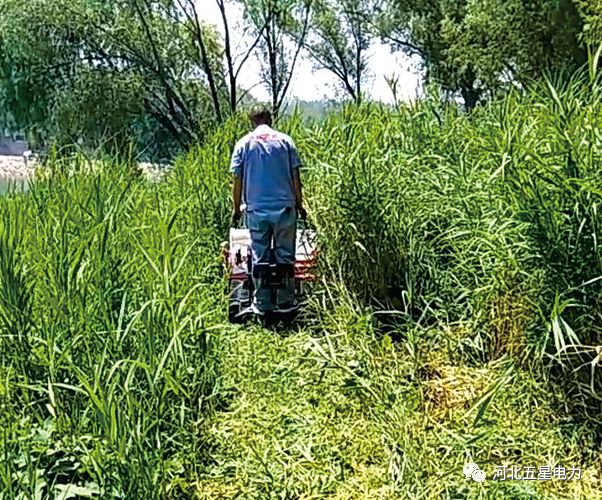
196, 306, 600, 498
240, 0, 312, 116
0, 154, 225, 496
377, 0, 587, 108
298, 77, 601, 363
293, 0, 373, 101
1, 62, 602, 496
0, 0, 223, 158
577, 0, 602, 46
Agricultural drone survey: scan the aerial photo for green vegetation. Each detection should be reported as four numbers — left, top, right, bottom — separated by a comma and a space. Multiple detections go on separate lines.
0, 0, 225, 157
376, 0, 588, 108
2, 0, 601, 158
0, 66, 601, 497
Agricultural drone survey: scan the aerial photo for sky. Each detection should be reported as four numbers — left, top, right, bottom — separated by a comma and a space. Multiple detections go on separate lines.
199, 1, 423, 104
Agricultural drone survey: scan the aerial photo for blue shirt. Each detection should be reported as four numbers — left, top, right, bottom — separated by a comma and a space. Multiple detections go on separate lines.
230, 125, 301, 212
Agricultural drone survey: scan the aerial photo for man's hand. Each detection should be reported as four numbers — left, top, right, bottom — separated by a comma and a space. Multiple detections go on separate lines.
297, 206, 307, 220
230, 210, 241, 227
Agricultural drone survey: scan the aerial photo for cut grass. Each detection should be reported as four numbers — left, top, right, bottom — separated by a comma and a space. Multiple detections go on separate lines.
197, 315, 601, 498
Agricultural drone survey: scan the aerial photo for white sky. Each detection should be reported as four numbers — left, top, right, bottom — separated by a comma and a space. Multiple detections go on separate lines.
199, 1, 423, 104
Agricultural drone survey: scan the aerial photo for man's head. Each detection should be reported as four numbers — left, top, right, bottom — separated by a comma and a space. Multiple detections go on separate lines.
248, 104, 272, 128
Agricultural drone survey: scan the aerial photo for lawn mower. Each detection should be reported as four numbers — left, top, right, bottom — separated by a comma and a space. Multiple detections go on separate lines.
222, 217, 317, 323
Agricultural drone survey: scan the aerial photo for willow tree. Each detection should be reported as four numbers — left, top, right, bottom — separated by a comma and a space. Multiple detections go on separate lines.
376, 0, 586, 109
0, 0, 225, 155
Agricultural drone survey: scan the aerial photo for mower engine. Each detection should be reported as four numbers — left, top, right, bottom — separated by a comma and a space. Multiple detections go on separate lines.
223, 226, 317, 322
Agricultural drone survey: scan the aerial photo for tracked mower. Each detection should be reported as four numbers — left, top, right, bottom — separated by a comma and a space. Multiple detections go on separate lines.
222, 217, 317, 323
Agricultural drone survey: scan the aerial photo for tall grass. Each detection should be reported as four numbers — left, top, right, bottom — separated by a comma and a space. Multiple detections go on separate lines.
0, 68, 601, 496
295, 70, 601, 410
0, 154, 226, 496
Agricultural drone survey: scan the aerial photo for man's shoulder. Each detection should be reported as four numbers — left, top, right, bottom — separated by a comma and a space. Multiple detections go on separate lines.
272, 129, 295, 146
234, 133, 252, 150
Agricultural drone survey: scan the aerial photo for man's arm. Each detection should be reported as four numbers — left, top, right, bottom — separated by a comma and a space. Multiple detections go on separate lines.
293, 168, 304, 214
230, 139, 244, 224
232, 175, 242, 216
288, 139, 306, 219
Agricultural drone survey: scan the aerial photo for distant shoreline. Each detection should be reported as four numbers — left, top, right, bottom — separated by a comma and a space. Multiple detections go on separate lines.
0, 155, 170, 182
0, 155, 35, 180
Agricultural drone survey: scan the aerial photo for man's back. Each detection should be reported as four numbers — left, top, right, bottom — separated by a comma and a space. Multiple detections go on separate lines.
230, 124, 301, 212
229, 106, 306, 314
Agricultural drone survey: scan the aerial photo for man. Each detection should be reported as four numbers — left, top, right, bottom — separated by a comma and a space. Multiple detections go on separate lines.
230, 105, 306, 315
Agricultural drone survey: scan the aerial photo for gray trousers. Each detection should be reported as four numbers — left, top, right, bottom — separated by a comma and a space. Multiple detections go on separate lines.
246, 207, 296, 311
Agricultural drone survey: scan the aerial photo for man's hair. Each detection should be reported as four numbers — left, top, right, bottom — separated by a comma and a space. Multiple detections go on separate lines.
248, 104, 272, 124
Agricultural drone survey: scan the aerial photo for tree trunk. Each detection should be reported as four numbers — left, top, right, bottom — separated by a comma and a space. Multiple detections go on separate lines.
188, 0, 222, 122
461, 85, 479, 111
460, 69, 481, 111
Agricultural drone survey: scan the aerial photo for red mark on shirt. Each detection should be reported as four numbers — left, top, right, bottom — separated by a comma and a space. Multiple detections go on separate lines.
254, 133, 277, 142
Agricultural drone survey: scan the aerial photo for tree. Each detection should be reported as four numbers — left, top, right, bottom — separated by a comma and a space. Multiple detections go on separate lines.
294, 0, 373, 102
241, 0, 312, 117
155, 0, 262, 117
211, 0, 270, 114
377, 0, 587, 110
160, 0, 226, 122
0, 0, 224, 156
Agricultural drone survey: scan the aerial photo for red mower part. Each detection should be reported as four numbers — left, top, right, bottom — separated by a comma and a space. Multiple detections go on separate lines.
224, 228, 317, 281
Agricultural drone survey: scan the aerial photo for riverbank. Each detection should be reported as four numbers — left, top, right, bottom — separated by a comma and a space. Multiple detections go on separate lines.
0, 155, 170, 183
0, 155, 35, 180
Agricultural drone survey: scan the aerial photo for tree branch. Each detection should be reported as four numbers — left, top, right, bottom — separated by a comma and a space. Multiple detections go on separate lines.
276, 0, 312, 111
